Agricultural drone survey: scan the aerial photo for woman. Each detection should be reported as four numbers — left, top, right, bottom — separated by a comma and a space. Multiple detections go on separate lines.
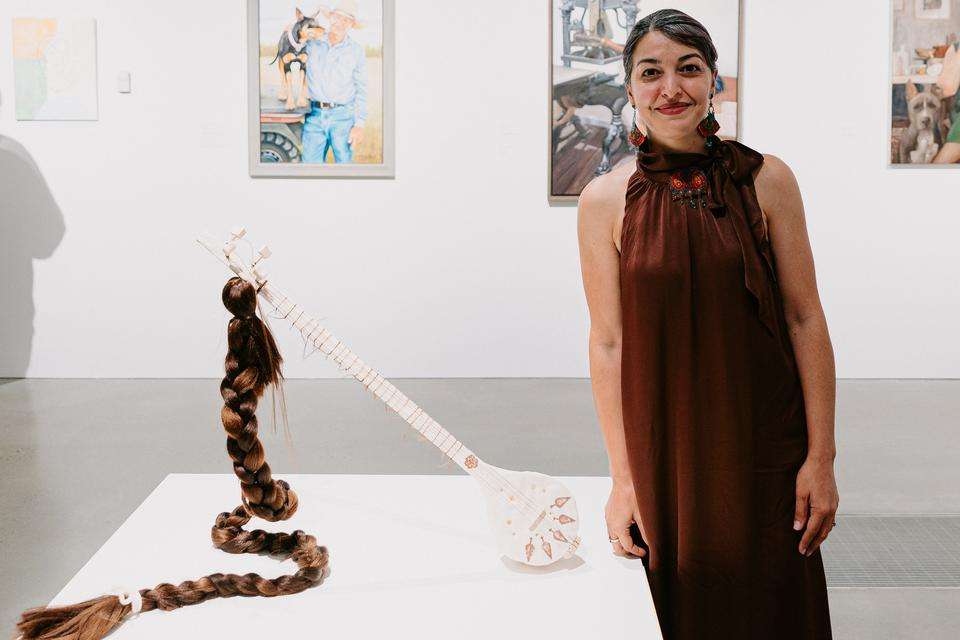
577, 10, 837, 639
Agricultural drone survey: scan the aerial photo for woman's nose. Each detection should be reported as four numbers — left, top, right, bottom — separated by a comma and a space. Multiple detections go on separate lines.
659, 74, 682, 99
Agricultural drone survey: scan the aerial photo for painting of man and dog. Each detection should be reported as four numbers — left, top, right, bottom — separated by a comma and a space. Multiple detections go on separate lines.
890, 0, 960, 165
248, 0, 395, 177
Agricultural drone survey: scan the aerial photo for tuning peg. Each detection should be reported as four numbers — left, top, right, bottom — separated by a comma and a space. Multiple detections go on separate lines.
251, 245, 271, 268
252, 266, 267, 282
230, 227, 247, 240
223, 240, 237, 255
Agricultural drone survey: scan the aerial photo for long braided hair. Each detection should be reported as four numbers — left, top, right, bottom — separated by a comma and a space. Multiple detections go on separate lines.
15, 276, 328, 640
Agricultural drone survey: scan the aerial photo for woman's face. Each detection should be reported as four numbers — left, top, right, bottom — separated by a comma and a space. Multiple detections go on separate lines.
626, 30, 715, 141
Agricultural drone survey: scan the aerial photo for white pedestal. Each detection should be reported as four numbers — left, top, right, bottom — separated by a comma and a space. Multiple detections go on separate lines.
50, 474, 662, 638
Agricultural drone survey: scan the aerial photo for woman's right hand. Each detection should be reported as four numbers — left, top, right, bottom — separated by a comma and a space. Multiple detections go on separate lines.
606, 480, 647, 557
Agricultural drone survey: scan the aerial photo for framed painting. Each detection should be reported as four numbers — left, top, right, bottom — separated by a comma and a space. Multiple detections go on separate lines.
548, 0, 743, 204
915, 0, 950, 20
890, 1, 960, 165
247, 0, 395, 178
12, 17, 98, 121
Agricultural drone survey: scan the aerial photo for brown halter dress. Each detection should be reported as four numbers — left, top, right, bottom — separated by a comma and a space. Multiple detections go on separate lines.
619, 139, 832, 639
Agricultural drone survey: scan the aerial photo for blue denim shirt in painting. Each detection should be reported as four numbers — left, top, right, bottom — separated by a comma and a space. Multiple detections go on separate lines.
305, 34, 368, 128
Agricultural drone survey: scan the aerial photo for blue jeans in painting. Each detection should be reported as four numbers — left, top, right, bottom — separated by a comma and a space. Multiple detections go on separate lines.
301, 103, 355, 163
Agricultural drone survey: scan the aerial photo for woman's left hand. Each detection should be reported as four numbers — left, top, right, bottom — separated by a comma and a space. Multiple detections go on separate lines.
794, 456, 839, 557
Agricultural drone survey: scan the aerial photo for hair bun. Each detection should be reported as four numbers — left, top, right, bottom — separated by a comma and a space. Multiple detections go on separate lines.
221, 276, 258, 318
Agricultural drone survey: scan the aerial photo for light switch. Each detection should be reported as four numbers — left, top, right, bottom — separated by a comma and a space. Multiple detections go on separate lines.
117, 72, 131, 93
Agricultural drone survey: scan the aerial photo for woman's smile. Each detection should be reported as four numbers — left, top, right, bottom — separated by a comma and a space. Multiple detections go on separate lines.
655, 102, 692, 115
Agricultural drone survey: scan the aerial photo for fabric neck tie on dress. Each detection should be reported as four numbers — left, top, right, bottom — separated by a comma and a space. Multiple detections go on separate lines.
633, 139, 781, 338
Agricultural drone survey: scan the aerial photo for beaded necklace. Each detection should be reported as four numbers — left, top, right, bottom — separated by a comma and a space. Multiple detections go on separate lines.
668, 167, 709, 210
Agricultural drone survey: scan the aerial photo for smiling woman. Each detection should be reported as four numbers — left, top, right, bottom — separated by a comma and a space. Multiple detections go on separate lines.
625, 19, 718, 153
577, 8, 837, 640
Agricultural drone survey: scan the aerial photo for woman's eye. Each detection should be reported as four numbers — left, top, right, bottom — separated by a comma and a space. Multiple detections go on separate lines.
680, 64, 701, 73
641, 68, 660, 78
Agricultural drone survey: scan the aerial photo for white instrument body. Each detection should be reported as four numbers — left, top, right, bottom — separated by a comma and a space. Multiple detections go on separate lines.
480, 463, 580, 565
197, 230, 581, 566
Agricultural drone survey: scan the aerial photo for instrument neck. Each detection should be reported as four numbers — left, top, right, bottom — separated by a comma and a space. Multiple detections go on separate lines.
263, 285, 478, 473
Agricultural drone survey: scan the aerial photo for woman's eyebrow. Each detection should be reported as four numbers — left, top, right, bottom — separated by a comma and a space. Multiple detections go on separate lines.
636, 53, 704, 65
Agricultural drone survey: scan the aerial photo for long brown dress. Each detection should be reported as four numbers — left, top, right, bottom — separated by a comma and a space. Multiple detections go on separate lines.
619, 139, 832, 639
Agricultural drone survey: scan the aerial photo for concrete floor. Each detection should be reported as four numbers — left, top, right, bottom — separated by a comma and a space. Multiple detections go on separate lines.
1, 378, 958, 638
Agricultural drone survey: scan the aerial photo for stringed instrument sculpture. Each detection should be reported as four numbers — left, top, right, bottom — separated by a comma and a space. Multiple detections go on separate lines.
197, 228, 581, 567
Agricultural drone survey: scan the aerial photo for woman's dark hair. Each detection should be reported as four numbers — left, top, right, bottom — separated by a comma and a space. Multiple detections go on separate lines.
15, 276, 328, 640
622, 9, 718, 80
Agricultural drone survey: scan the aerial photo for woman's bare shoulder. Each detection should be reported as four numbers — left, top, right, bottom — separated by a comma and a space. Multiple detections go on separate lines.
754, 153, 801, 215
578, 159, 634, 223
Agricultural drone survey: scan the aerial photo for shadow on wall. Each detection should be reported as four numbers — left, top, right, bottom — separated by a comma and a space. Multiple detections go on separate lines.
0, 97, 66, 378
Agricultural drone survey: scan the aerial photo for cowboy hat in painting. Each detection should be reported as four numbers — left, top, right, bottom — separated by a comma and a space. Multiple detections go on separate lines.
329, 0, 364, 29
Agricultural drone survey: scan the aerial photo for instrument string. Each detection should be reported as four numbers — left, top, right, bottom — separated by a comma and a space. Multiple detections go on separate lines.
266, 288, 547, 521
479, 465, 543, 517
476, 466, 540, 521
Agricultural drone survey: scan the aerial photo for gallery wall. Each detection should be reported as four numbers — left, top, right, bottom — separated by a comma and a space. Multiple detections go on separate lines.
0, 0, 957, 379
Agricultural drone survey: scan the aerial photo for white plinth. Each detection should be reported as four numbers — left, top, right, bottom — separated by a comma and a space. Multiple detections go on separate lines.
50, 474, 662, 638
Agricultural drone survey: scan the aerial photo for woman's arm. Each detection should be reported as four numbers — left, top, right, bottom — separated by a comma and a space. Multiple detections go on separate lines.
755, 156, 837, 461
577, 175, 646, 557
577, 178, 629, 482
755, 155, 840, 557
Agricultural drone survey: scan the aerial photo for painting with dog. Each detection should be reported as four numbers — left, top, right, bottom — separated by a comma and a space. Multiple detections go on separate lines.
248, 0, 395, 177
890, 0, 960, 164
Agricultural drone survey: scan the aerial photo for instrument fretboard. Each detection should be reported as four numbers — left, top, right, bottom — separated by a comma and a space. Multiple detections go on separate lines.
263, 288, 478, 473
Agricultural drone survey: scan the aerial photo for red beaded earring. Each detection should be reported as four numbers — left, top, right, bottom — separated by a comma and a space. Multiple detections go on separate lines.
628, 107, 651, 152
697, 93, 721, 150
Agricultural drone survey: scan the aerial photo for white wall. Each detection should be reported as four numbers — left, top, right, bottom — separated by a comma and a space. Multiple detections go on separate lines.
1, 1, 957, 379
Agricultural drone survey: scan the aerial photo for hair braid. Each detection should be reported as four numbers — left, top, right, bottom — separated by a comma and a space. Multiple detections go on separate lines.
220, 276, 297, 521
15, 276, 328, 640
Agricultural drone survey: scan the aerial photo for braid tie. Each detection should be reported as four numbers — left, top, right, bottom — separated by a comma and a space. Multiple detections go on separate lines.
15, 276, 328, 640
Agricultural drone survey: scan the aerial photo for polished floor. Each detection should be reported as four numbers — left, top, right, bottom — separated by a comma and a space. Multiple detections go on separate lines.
1, 378, 958, 638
